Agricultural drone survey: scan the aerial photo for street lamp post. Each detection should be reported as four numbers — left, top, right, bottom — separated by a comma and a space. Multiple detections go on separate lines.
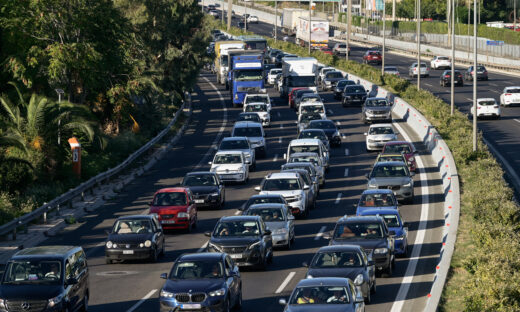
245, 0, 248, 32
382, 0, 386, 76
275, 0, 278, 41
227, 0, 232, 31
55, 88, 64, 145
472, 0, 478, 151
416, 0, 421, 89
309, 1, 312, 55
450, 0, 455, 115
347, 0, 352, 61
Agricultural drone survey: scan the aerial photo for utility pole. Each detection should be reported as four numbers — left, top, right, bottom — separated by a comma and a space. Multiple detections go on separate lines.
382, 0, 386, 76
450, 0, 455, 115
227, 0, 232, 31
245, 0, 248, 32
347, 0, 352, 61
515, 0, 517, 32
309, 1, 312, 55
417, 0, 421, 89
392, 0, 396, 21
472, 0, 478, 151
275, 0, 278, 41
55, 89, 64, 145
221, 0, 224, 24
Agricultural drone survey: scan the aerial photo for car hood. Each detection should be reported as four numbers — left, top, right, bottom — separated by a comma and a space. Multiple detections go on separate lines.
345, 92, 366, 97
307, 267, 365, 280
260, 190, 303, 198
369, 176, 411, 185
366, 106, 391, 112
211, 164, 244, 172
319, 128, 336, 138
210, 237, 261, 246
368, 134, 396, 141
0, 284, 62, 300
389, 226, 406, 237
324, 78, 344, 83
246, 136, 264, 143
330, 238, 387, 250
107, 233, 154, 244
187, 186, 219, 195
265, 221, 288, 231
286, 304, 355, 312
163, 279, 225, 294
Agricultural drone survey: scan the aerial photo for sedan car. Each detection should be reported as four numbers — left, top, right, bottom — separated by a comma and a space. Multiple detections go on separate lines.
293, 89, 317, 110
181, 171, 225, 209
278, 277, 365, 311
366, 161, 415, 204
247, 15, 259, 23
363, 50, 382, 65
408, 62, 430, 78
332, 42, 351, 56
206, 216, 273, 269
360, 208, 409, 257
364, 124, 398, 152
287, 152, 326, 187
381, 141, 418, 172
334, 79, 357, 99
105, 214, 165, 263
465, 65, 488, 81
500, 86, 520, 106
355, 189, 398, 215
430, 56, 452, 69
298, 129, 331, 151
209, 151, 250, 183
307, 119, 342, 147
470, 98, 501, 119
440, 70, 463, 87
321, 71, 345, 91
320, 47, 334, 55
159, 253, 242, 312
281, 162, 320, 192
281, 168, 318, 210
244, 203, 295, 249
342, 85, 368, 107
383, 66, 400, 77
244, 103, 270, 127
149, 187, 198, 232
304, 245, 376, 304
362, 97, 392, 124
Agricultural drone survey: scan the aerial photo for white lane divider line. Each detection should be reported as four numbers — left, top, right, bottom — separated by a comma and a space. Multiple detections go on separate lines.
336, 121, 341, 126
277, 111, 281, 118
273, 154, 279, 162
315, 226, 327, 240
425, 83, 432, 87
345, 148, 349, 156
490, 90, 500, 94
490, 82, 499, 87
465, 97, 473, 102
275, 272, 296, 294
197, 241, 208, 253
344, 168, 349, 177
334, 193, 342, 204
278, 137, 282, 144
328, 109, 334, 115
280, 123, 284, 129
126, 289, 157, 312
514, 119, 520, 124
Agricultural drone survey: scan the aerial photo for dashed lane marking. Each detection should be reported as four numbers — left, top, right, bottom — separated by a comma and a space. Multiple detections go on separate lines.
334, 193, 342, 204
315, 226, 327, 241
275, 272, 296, 294
344, 168, 349, 177
126, 289, 157, 312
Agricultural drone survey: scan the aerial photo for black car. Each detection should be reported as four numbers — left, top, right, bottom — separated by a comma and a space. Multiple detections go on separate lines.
298, 129, 330, 150
325, 215, 395, 276
241, 194, 289, 211
159, 253, 242, 312
304, 245, 376, 304
307, 119, 341, 147
334, 79, 357, 99
298, 112, 323, 133
342, 85, 368, 106
237, 112, 262, 123
362, 97, 392, 123
182, 171, 225, 209
268, 49, 283, 63
440, 70, 464, 87
0, 246, 89, 311
105, 214, 165, 263
205, 216, 273, 269
321, 71, 345, 91
465, 65, 488, 81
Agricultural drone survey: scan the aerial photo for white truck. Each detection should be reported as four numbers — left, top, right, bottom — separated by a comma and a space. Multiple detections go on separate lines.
214, 41, 245, 85
281, 57, 318, 98
281, 8, 307, 36
295, 17, 329, 49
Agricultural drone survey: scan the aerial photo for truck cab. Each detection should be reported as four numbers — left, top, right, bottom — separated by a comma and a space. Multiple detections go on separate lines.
228, 54, 265, 107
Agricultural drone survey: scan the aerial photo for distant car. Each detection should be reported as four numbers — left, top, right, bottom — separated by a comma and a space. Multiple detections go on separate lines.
219, 136, 256, 169
237, 112, 262, 123
382, 141, 417, 172
307, 119, 341, 147
440, 70, 463, 87
209, 9, 220, 17
318, 67, 336, 83
244, 103, 271, 127
342, 85, 368, 106
243, 93, 272, 110
500, 86, 520, 106
355, 189, 398, 215
332, 42, 350, 56
383, 66, 400, 77
286, 138, 330, 171
205, 216, 273, 269
321, 71, 345, 91
430, 56, 452, 69
244, 203, 295, 249
182, 171, 226, 208
159, 253, 242, 312
304, 245, 376, 304
105, 214, 165, 263
287, 152, 326, 187
298, 93, 323, 113
366, 161, 415, 204
278, 277, 366, 312
268, 68, 283, 84
241, 194, 289, 211
209, 151, 250, 184
297, 112, 323, 133
465, 65, 488, 81
408, 62, 430, 78
320, 46, 334, 55
470, 98, 501, 119
231, 121, 266, 157
364, 123, 398, 152
359, 208, 409, 256
247, 15, 259, 23
362, 97, 392, 124
334, 79, 357, 99
149, 187, 198, 232
363, 50, 382, 65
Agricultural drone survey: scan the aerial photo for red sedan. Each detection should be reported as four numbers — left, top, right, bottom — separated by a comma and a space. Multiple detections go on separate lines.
288, 87, 309, 108
320, 47, 333, 55
149, 187, 198, 232
382, 141, 418, 172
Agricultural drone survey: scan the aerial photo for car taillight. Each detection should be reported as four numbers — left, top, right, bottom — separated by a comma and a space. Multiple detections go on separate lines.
444, 75, 450, 78
477, 107, 481, 109
506, 93, 512, 96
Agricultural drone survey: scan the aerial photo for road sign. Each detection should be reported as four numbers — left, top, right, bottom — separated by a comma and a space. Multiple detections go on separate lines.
486, 40, 504, 46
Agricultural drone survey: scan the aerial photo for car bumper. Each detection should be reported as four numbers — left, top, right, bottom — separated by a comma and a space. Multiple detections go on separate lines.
343, 98, 365, 105
323, 84, 333, 90
272, 233, 291, 247
373, 253, 391, 270
286, 200, 305, 215
216, 172, 247, 182
394, 238, 408, 255
160, 297, 227, 312
365, 114, 392, 122
367, 140, 391, 150
105, 248, 154, 260
193, 196, 221, 207
160, 218, 191, 229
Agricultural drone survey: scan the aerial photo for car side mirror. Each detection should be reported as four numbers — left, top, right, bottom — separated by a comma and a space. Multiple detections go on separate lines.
389, 230, 396, 236
204, 231, 212, 237
264, 229, 272, 236
160, 273, 168, 279
254, 186, 261, 192
228, 270, 238, 277
279, 298, 287, 306
303, 185, 310, 190
302, 261, 309, 267
66, 277, 78, 285
323, 232, 332, 240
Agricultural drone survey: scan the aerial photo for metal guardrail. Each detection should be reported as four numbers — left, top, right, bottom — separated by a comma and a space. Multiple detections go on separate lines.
0, 93, 190, 240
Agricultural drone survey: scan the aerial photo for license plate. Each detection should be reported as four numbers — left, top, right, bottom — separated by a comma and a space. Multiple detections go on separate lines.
181, 304, 202, 309
230, 254, 243, 259
123, 250, 134, 255
161, 220, 175, 224
194, 199, 205, 204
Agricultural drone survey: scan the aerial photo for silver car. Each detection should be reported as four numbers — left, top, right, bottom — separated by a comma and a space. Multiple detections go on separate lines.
218, 136, 256, 170
362, 97, 393, 124
287, 152, 326, 187
243, 204, 295, 249
364, 124, 398, 152
281, 168, 317, 210
408, 62, 430, 78
281, 162, 320, 193
366, 161, 415, 204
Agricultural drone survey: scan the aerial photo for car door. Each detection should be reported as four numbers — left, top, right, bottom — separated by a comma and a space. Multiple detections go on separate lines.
225, 256, 239, 302
259, 220, 273, 259
362, 249, 375, 289
73, 250, 89, 310
285, 208, 295, 241
319, 142, 329, 167
216, 174, 225, 203
187, 190, 196, 223
65, 254, 81, 309
152, 218, 164, 250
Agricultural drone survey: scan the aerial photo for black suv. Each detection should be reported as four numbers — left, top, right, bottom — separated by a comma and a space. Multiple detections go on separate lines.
325, 216, 395, 276
342, 85, 368, 106
182, 172, 225, 209
0, 246, 89, 311
205, 216, 273, 269
440, 70, 463, 87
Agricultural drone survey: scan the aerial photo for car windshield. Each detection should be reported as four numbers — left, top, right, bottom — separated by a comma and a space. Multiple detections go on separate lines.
476, 66, 486, 71
309, 121, 335, 130
289, 156, 319, 164
3, 260, 62, 285
326, 72, 343, 79
288, 76, 316, 87
246, 208, 285, 222
263, 178, 301, 191
245, 104, 267, 112
296, 90, 314, 98
245, 96, 269, 104
246, 197, 284, 208
346, 86, 365, 93
238, 113, 261, 122
384, 144, 411, 154
214, 221, 260, 237
113, 219, 153, 234
299, 131, 326, 141
381, 214, 400, 227
290, 145, 320, 154
368, 51, 380, 56
234, 126, 262, 137
366, 99, 390, 107
301, 105, 324, 114
336, 80, 354, 88
369, 126, 394, 135
438, 56, 449, 60
153, 192, 187, 206
220, 56, 229, 67
478, 100, 496, 106
235, 69, 263, 81
359, 193, 396, 207
170, 261, 224, 279
371, 164, 408, 177
506, 88, 520, 93
213, 154, 242, 164
183, 174, 217, 187
311, 251, 363, 268
301, 114, 322, 122
378, 155, 405, 163
290, 286, 350, 305
334, 223, 383, 239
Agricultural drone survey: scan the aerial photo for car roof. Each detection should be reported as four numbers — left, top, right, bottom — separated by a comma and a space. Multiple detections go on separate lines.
178, 252, 224, 261
369, 123, 393, 128
222, 136, 248, 141
13, 246, 81, 259
233, 121, 262, 128
219, 215, 262, 222
361, 189, 394, 195
477, 98, 496, 101
289, 138, 321, 145
282, 162, 313, 168
248, 203, 287, 210
360, 208, 400, 216
373, 160, 407, 167
384, 141, 410, 146
289, 152, 320, 157
215, 150, 244, 155
156, 187, 188, 193
317, 245, 363, 253
266, 172, 300, 179
295, 277, 350, 287
186, 171, 217, 176
338, 215, 385, 223
117, 214, 156, 221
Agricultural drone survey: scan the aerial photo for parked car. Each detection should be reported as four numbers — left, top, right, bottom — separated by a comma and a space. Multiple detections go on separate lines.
408, 62, 430, 78
297, 112, 323, 133
304, 245, 376, 303
244, 203, 295, 249
159, 253, 242, 312
268, 68, 283, 84
500, 86, 520, 106
364, 123, 398, 151
307, 119, 342, 147
465, 65, 488, 81
332, 42, 350, 56
430, 56, 452, 69
105, 214, 165, 263
231, 121, 266, 157
218, 136, 256, 169
237, 112, 262, 123
381, 141, 418, 172
320, 47, 334, 55
362, 97, 392, 124
470, 98, 501, 119
440, 70, 463, 87
182, 171, 226, 208
321, 71, 345, 91
149, 187, 198, 232
342, 85, 368, 106
241, 194, 289, 211
209, 151, 250, 184
244, 103, 271, 127
298, 129, 330, 151
205, 216, 273, 269
359, 209, 409, 257
0, 246, 89, 312
383, 66, 400, 77
366, 161, 415, 204
363, 50, 382, 65
334, 79, 356, 99
355, 189, 398, 215
287, 152, 326, 187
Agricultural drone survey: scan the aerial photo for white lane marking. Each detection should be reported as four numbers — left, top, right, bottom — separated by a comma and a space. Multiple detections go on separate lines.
314, 226, 327, 240
465, 97, 472, 102
490, 90, 501, 94
277, 111, 281, 117
336, 121, 341, 126
126, 289, 157, 312
273, 154, 279, 162
342, 134, 347, 139
482, 136, 520, 193
334, 193, 342, 204
278, 137, 282, 144
425, 83, 432, 87
235, 210, 241, 215
490, 82, 499, 87
280, 123, 284, 129
344, 168, 349, 177
514, 119, 520, 124
390, 122, 430, 312
197, 241, 208, 253
193, 77, 228, 170
275, 272, 296, 294
345, 148, 349, 156
328, 109, 334, 115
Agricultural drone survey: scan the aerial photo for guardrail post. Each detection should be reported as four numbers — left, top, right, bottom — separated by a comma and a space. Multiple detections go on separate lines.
43, 212, 47, 224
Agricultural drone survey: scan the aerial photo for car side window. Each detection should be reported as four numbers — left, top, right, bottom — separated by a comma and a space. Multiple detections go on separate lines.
74, 250, 87, 278
225, 257, 234, 274
259, 221, 266, 233
65, 260, 73, 280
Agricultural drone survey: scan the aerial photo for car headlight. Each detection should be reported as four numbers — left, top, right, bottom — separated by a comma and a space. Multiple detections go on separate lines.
368, 139, 375, 143
47, 294, 65, 308
106, 241, 113, 248
144, 240, 152, 248
354, 274, 364, 286
409, 157, 415, 162
306, 274, 313, 279
366, 110, 374, 114
325, 80, 331, 84
0, 299, 5, 309
333, 130, 340, 137
210, 192, 220, 197
403, 181, 413, 187
209, 288, 226, 297
248, 241, 261, 250
208, 242, 223, 252
160, 289, 174, 298
273, 228, 288, 235
294, 194, 303, 201
177, 212, 189, 218
374, 247, 388, 254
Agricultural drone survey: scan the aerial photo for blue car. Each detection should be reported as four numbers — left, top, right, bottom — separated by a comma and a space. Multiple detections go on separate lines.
159, 253, 242, 312
359, 208, 409, 257
355, 189, 398, 215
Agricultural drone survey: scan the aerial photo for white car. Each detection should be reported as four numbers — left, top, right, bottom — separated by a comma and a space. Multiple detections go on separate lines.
209, 10, 220, 17
243, 93, 272, 110
299, 101, 327, 119
247, 15, 259, 23
267, 68, 282, 85
244, 103, 270, 127
364, 123, 398, 152
218, 136, 256, 169
470, 98, 501, 119
500, 86, 520, 106
231, 121, 267, 157
430, 56, 452, 70
285, 139, 329, 170
409, 62, 430, 78
209, 151, 250, 183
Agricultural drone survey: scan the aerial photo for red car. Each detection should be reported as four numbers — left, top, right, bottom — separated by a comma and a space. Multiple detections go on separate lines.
363, 50, 382, 65
381, 141, 418, 172
320, 47, 333, 55
288, 87, 308, 108
149, 187, 198, 232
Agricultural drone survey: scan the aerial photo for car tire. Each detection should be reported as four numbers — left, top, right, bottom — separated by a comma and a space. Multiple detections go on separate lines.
234, 288, 243, 310
160, 243, 165, 256
364, 288, 371, 304
80, 293, 89, 312
385, 263, 393, 277
286, 238, 292, 250
192, 214, 198, 229
105, 258, 112, 265
371, 280, 377, 294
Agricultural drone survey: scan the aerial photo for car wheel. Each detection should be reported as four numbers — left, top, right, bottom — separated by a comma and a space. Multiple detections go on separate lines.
105, 258, 112, 265
160, 243, 165, 256
371, 280, 377, 294
402, 244, 408, 258
234, 288, 243, 310
192, 214, 198, 229
385, 263, 393, 277
81, 293, 89, 312
364, 287, 371, 304
286, 238, 292, 250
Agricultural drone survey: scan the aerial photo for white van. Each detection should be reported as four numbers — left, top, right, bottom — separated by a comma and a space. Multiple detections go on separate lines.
298, 101, 327, 119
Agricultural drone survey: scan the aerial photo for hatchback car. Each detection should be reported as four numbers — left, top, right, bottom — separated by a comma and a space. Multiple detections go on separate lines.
281, 162, 320, 191
307, 119, 342, 147
381, 141, 418, 172
298, 129, 330, 151
318, 67, 336, 84
209, 151, 250, 184
500, 86, 520, 106
287, 152, 326, 187
244, 203, 295, 249
320, 47, 334, 55
149, 187, 198, 232
362, 97, 392, 123
299, 101, 327, 119
321, 71, 345, 91
342, 85, 368, 106
440, 70, 463, 87
364, 124, 398, 152
470, 98, 501, 119
355, 189, 398, 215
290, 88, 314, 109
182, 171, 225, 209
159, 253, 242, 312
465, 65, 488, 81
281, 168, 318, 210
359, 209, 409, 256
237, 112, 262, 123
243, 93, 271, 110
408, 62, 430, 77
241, 194, 289, 211
366, 161, 415, 204
247, 15, 259, 23
286, 138, 329, 170
430, 56, 452, 69
332, 42, 350, 56
105, 214, 165, 263
363, 50, 382, 65
218, 136, 256, 170
334, 80, 357, 99
231, 121, 266, 157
